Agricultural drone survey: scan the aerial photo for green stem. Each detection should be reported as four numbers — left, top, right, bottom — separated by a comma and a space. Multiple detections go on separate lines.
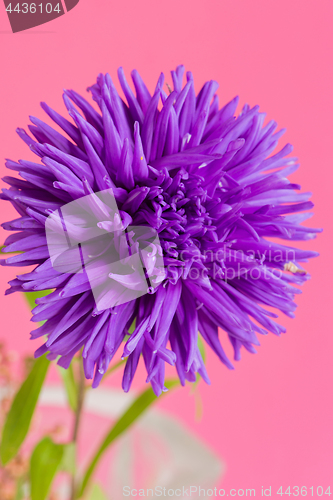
70, 359, 86, 500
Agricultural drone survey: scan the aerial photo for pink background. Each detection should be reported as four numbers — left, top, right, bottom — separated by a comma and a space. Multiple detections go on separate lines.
1, 0, 332, 495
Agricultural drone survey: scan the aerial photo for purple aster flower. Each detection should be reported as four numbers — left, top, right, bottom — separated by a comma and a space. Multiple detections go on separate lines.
0, 66, 321, 396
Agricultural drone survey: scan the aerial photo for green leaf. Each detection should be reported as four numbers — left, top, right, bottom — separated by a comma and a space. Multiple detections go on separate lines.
192, 334, 206, 388
30, 437, 64, 500
128, 317, 136, 334
58, 364, 78, 412
24, 289, 53, 311
87, 483, 108, 500
191, 334, 206, 391
0, 245, 22, 255
198, 334, 206, 363
78, 379, 179, 497
59, 442, 76, 475
0, 356, 50, 465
